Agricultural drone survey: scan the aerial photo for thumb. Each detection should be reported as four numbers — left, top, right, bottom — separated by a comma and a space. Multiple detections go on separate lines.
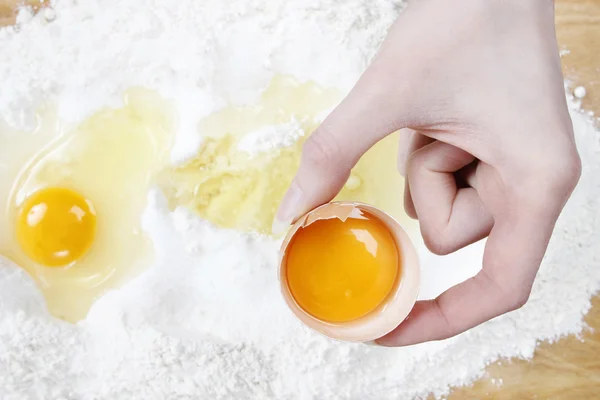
273, 70, 405, 233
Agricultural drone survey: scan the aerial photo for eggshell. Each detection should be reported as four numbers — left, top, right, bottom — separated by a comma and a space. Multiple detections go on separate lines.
278, 201, 420, 342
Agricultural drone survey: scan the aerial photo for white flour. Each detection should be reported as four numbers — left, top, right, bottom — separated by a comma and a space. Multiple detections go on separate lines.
237, 117, 305, 156
1, 1, 599, 399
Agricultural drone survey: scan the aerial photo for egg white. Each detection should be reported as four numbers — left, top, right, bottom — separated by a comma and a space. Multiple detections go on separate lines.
0, 88, 174, 321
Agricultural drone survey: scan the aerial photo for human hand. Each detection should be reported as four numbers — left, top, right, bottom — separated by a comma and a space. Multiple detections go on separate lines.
274, 0, 581, 345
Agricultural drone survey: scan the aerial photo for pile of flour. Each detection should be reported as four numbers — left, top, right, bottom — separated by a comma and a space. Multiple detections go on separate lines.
1, 0, 599, 399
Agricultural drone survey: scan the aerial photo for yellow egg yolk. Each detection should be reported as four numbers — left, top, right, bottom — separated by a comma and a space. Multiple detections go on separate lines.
16, 187, 97, 267
285, 211, 400, 323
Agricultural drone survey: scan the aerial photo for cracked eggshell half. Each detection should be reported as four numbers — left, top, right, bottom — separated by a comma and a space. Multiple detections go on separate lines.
278, 201, 420, 342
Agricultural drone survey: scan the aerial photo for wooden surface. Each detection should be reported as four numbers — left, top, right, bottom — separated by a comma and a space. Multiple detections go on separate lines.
1, 1, 599, 398
557, 0, 600, 112
0, 0, 45, 25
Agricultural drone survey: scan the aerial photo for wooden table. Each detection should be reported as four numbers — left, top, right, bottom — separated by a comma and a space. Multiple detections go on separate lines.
1, 1, 599, 398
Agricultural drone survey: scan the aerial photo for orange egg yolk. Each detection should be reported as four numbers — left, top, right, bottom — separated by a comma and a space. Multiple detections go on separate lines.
16, 187, 97, 267
285, 212, 400, 323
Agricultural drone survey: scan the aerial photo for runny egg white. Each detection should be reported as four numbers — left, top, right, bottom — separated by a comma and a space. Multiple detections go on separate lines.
0, 88, 174, 321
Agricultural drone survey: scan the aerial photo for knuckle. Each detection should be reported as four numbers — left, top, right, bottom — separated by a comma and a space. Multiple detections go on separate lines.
405, 148, 428, 180
422, 231, 443, 255
421, 226, 452, 256
530, 148, 582, 194
555, 151, 582, 192
480, 271, 531, 314
542, 148, 581, 192
517, 147, 582, 214
503, 289, 530, 313
302, 129, 345, 170
432, 298, 459, 339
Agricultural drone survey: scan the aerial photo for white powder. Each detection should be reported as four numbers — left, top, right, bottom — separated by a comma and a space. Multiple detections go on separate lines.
1, 1, 600, 399
574, 85, 587, 99
237, 117, 306, 156
0, 0, 400, 163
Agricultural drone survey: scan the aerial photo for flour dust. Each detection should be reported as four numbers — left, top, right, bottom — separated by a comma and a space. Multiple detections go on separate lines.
0, 0, 599, 399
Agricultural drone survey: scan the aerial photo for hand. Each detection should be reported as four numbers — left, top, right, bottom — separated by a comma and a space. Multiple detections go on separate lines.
274, 0, 581, 345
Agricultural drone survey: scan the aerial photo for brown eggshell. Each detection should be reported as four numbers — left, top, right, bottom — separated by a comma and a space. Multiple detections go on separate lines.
278, 201, 420, 342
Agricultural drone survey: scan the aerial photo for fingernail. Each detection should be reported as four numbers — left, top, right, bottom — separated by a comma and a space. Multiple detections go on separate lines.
272, 181, 304, 235
271, 218, 292, 235
362, 340, 380, 347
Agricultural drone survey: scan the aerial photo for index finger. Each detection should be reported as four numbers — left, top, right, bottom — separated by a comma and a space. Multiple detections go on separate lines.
272, 66, 412, 232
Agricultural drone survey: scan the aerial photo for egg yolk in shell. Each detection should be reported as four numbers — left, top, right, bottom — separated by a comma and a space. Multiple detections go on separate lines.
16, 187, 97, 267
285, 211, 400, 323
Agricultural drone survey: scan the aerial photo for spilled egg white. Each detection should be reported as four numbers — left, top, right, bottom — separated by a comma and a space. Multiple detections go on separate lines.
0, 89, 174, 321
278, 202, 420, 342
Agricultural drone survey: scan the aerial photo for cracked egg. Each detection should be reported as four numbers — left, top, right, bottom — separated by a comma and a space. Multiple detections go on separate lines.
279, 202, 419, 342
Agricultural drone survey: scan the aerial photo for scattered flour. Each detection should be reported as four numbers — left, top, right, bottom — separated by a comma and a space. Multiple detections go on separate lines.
574, 85, 587, 99
0, 0, 401, 163
0, 1, 599, 399
237, 117, 305, 156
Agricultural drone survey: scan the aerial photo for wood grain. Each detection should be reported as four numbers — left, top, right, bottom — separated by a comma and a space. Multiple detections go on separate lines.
0, 0, 46, 26
557, 0, 600, 112
1, 0, 599, 398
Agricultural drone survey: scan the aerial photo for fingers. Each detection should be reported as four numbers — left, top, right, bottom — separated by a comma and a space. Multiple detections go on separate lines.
273, 69, 406, 233
397, 128, 416, 176
376, 208, 555, 346
375, 269, 512, 346
399, 130, 434, 219
406, 141, 493, 255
